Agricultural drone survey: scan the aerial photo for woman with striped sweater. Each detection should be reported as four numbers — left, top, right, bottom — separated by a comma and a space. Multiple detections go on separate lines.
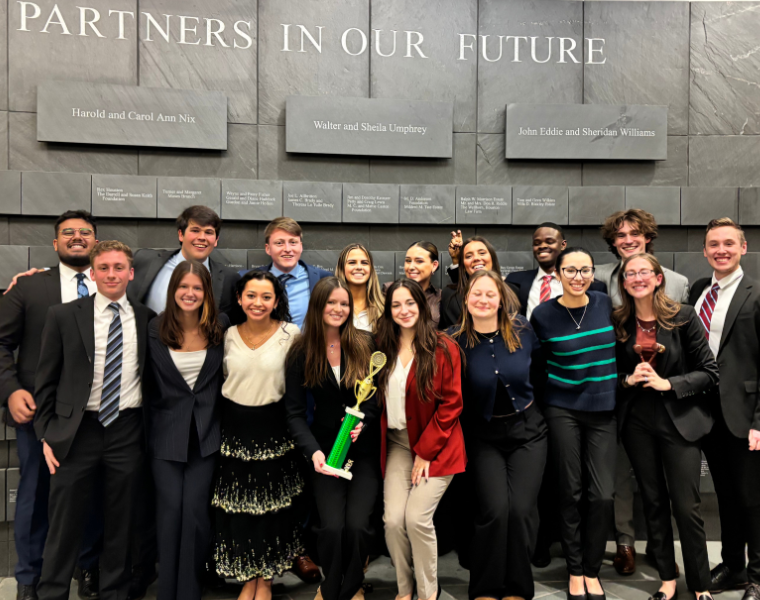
530, 247, 617, 600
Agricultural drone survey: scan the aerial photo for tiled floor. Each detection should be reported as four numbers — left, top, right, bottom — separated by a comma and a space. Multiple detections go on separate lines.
0, 542, 747, 600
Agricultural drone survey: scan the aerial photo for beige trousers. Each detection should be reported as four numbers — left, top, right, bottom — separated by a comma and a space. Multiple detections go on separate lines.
384, 428, 453, 599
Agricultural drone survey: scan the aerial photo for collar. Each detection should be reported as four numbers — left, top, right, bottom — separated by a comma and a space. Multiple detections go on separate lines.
94, 292, 129, 313
536, 266, 556, 281
271, 262, 305, 279
177, 250, 210, 272
712, 266, 744, 291
425, 282, 438, 296
59, 262, 92, 282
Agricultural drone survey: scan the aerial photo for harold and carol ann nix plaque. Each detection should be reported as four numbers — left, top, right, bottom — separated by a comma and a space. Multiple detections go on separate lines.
286, 96, 454, 159
506, 104, 668, 160
37, 81, 228, 150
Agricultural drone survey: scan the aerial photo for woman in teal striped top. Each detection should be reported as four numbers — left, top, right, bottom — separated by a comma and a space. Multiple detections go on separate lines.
530, 247, 617, 600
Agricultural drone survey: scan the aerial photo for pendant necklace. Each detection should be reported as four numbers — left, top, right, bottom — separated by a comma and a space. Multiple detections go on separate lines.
242, 322, 274, 349
565, 303, 588, 330
637, 319, 657, 333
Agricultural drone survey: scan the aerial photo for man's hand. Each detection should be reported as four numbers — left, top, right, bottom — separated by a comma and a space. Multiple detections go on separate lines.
8, 389, 36, 424
3, 268, 43, 295
749, 429, 760, 451
42, 441, 60, 475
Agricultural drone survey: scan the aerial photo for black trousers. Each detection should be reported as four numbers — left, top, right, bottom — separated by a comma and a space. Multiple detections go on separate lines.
543, 406, 616, 578
38, 410, 144, 600
622, 394, 711, 591
311, 452, 380, 600
703, 407, 760, 584
152, 430, 216, 600
468, 405, 548, 600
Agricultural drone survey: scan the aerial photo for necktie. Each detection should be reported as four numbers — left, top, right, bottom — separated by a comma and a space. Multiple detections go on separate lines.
75, 272, 89, 299
698, 283, 720, 340
278, 273, 293, 288
540, 275, 553, 304
99, 303, 122, 427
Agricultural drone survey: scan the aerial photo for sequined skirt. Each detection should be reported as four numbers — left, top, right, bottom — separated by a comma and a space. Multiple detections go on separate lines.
212, 400, 305, 582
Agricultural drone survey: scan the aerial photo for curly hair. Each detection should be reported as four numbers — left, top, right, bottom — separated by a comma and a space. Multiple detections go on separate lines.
601, 209, 658, 258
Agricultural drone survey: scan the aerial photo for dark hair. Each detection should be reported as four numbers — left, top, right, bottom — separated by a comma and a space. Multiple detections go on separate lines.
601, 209, 658, 257
555, 247, 595, 271
236, 270, 291, 324
704, 217, 745, 245
176, 206, 222, 237
407, 240, 439, 263
535, 222, 565, 240
455, 236, 501, 299
159, 261, 223, 349
375, 278, 456, 405
286, 277, 372, 388
55, 210, 97, 236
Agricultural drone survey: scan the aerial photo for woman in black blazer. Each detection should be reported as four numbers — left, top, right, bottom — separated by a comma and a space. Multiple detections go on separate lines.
146, 260, 229, 600
284, 277, 378, 600
613, 253, 718, 600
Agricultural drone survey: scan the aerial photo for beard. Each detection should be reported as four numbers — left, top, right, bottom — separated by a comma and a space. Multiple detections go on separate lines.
60, 251, 91, 268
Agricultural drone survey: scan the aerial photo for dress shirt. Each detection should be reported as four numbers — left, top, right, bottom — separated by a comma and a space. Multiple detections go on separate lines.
386, 356, 413, 430
696, 266, 744, 357
526, 267, 563, 319
271, 263, 309, 329
86, 293, 141, 411
354, 310, 372, 332
145, 251, 210, 314
59, 262, 96, 303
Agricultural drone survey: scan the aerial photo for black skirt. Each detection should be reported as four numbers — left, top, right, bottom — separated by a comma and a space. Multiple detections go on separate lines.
212, 400, 305, 581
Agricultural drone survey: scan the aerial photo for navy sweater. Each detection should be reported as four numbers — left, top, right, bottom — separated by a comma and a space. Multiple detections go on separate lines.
530, 291, 617, 412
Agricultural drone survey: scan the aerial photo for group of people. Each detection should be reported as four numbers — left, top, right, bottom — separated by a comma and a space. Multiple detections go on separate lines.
0, 205, 757, 600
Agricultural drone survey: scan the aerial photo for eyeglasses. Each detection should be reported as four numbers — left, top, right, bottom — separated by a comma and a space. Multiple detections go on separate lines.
561, 267, 595, 280
270, 240, 302, 249
59, 228, 94, 238
623, 269, 656, 280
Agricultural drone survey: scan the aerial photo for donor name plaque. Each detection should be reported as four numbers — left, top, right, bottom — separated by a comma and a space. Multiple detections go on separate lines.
286, 96, 453, 159
37, 81, 227, 150
506, 104, 667, 161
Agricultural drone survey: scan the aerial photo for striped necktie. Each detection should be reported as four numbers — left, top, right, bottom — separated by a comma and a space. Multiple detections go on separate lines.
75, 272, 89, 299
98, 303, 122, 427
698, 283, 720, 340
540, 275, 553, 304
278, 273, 293, 288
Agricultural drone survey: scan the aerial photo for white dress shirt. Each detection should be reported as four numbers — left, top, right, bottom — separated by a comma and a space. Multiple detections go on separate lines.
696, 267, 744, 357
145, 251, 210, 314
526, 267, 563, 319
59, 262, 96, 303
86, 294, 142, 411
386, 356, 413, 430
354, 311, 372, 332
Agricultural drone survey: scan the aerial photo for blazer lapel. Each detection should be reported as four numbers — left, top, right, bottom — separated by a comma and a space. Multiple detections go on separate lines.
74, 297, 96, 364
719, 282, 752, 357
191, 344, 222, 393
519, 270, 535, 312
209, 258, 226, 310
138, 251, 173, 301
43, 267, 62, 305
405, 359, 416, 395
134, 304, 150, 377
623, 319, 639, 365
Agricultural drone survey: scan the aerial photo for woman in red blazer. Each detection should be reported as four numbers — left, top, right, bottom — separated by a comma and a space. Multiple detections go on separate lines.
376, 278, 466, 600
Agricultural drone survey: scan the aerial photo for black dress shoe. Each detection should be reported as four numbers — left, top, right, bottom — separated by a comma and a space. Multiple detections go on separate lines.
532, 545, 551, 569
127, 564, 157, 600
710, 563, 749, 593
16, 584, 37, 600
76, 569, 100, 600
742, 584, 760, 600
647, 590, 678, 600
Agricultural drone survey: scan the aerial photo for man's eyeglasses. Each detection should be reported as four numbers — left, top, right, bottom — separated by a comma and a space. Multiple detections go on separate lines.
623, 269, 656, 280
59, 228, 94, 238
561, 267, 595, 280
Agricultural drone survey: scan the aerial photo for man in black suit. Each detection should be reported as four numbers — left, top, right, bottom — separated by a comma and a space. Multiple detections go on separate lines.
0, 211, 102, 600
689, 218, 760, 600
34, 241, 155, 600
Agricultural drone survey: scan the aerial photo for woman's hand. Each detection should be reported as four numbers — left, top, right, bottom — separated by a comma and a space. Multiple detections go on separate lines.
634, 362, 672, 392
311, 450, 337, 477
411, 455, 430, 486
448, 230, 463, 264
350, 422, 364, 442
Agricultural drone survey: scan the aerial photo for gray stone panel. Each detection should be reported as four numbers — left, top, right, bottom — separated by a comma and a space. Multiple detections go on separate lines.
476, 134, 582, 186
584, 2, 690, 136
9, 219, 50, 246
156, 177, 220, 218
399, 185, 455, 226
247, 249, 270, 270
138, 123, 257, 179
210, 248, 247, 271
690, 3, 760, 135
656, 252, 675, 273
258, 126, 369, 183
625, 187, 681, 226
456, 185, 511, 225
690, 137, 760, 188
222, 180, 282, 222
98, 221, 139, 249
137, 223, 182, 250
477, 0, 583, 134
29, 246, 58, 269
739, 188, 760, 226
370, 0, 477, 133
92, 175, 157, 219
674, 252, 713, 285
9, 113, 139, 175
0, 112, 7, 170
569, 186, 625, 226
371, 250, 395, 285
8, 0, 137, 111
22, 172, 91, 216
591, 252, 620, 267
681, 188, 738, 226
368, 225, 475, 253
301, 250, 341, 275
0, 247, 28, 291
283, 181, 342, 223
258, 1, 369, 125
0, 173, 21, 215
0, 219, 8, 245
342, 184, 399, 224
139, 0, 258, 124
496, 252, 534, 277
512, 186, 569, 226
0, 0, 7, 111
582, 136, 688, 187
301, 225, 369, 251
370, 133, 476, 186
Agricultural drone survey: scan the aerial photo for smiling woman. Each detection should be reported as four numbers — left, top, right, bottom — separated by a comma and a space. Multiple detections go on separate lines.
335, 243, 385, 332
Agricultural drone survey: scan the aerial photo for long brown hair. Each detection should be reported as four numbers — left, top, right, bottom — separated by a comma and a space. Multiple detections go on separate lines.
454, 236, 502, 299
286, 276, 372, 387
375, 278, 456, 404
453, 270, 523, 351
612, 253, 683, 342
335, 243, 385, 329
159, 260, 223, 349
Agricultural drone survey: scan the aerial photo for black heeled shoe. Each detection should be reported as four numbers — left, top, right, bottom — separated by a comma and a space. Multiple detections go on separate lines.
648, 590, 679, 600
568, 579, 587, 600
585, 579, 606, 600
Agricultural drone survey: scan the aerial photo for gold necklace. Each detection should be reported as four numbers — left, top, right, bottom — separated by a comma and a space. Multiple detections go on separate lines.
241, 322, 275, 349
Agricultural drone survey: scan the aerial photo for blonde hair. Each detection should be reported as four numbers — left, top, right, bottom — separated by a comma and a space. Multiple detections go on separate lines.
264, 217, 302, 243
335, 243, 385, 329
90, 240, 133, 266
704, 217, 745, 245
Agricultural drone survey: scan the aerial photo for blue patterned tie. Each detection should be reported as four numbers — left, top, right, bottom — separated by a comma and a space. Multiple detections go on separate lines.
278, 273, 293, 288
98, 303, 122, 427
76, 272, 89, 299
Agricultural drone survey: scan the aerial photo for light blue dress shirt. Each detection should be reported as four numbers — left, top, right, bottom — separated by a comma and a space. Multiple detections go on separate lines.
145, 251, 210, 314
271, 262, 309, 328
